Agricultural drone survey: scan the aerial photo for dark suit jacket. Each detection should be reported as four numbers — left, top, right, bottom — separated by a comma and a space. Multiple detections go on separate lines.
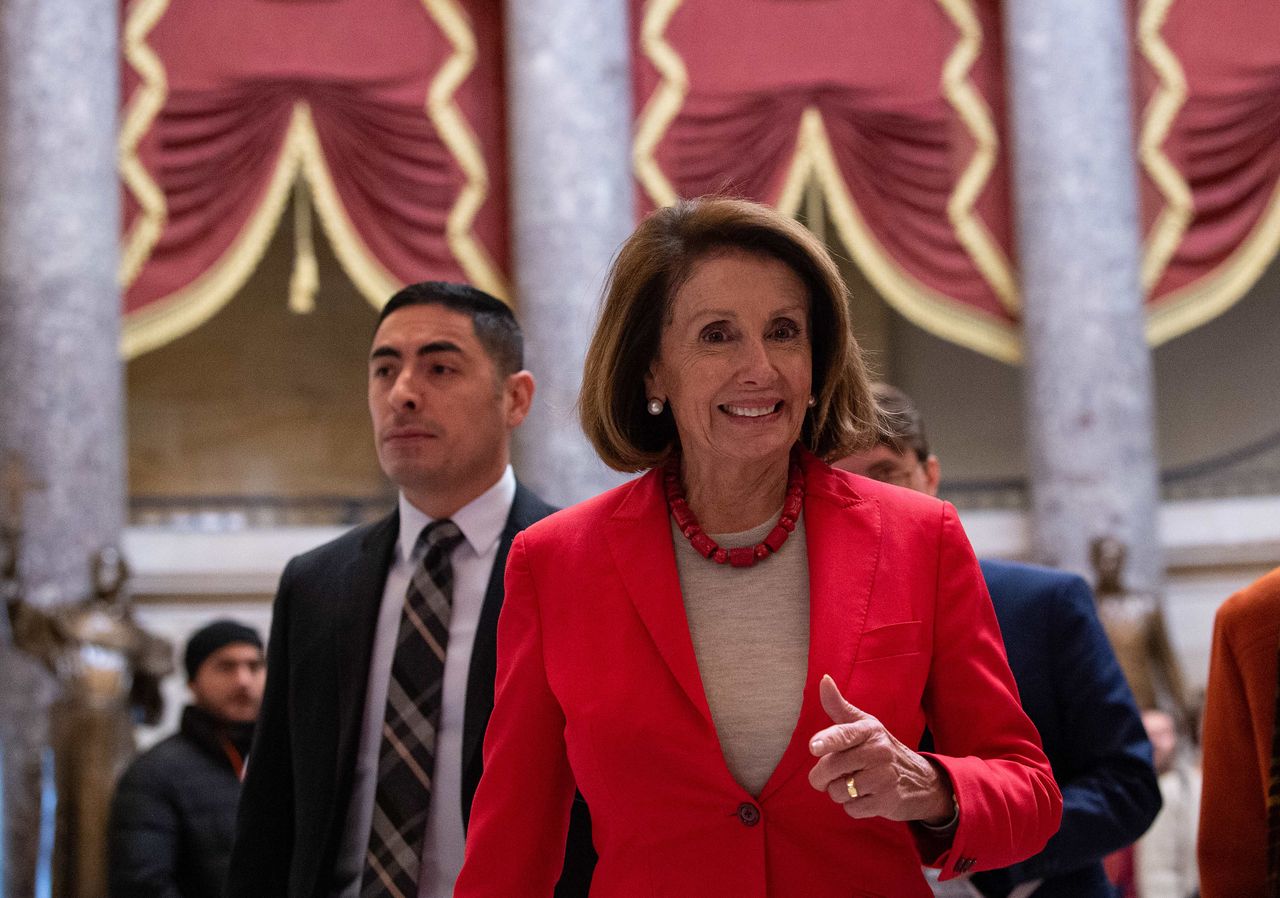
968, 560, 1161, 898
226, 483, 595, 898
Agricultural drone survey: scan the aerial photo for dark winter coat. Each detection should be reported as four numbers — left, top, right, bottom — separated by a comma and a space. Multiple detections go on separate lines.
108, 705, 253, 898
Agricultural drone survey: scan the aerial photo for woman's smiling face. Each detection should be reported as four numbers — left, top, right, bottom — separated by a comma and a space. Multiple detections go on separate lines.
646, 249, 813, 473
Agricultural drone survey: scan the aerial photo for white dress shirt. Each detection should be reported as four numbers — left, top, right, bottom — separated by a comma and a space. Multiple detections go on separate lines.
334, 467, 515, 898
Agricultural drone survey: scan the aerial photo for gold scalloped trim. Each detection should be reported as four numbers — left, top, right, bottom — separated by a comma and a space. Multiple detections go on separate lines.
1137, 0, 1193, 292
936, 0, 1019, 313
788, 108, 1022, 363
124, 4, 504, 354
633, 0, 1019, 361
122, 101, 406, 359
420, 0, 509, 301
121, 104, 316, 358
633, 0, 687, 208
1147, 175, 1280, 345
118, 0, 171, 288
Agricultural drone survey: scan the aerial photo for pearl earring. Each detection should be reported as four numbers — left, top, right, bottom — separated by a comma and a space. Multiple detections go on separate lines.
647, 398, 665, 416
807, 395, 816, 407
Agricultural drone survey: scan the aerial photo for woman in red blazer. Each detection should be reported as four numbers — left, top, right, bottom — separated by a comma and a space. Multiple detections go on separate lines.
454, 198, 1061, 898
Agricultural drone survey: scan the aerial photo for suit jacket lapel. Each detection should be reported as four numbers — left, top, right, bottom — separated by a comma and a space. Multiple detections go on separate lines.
760, 454, 883, 800
334, 510, 399, 783
461, 483, 554, 813
605, 469, 715, 725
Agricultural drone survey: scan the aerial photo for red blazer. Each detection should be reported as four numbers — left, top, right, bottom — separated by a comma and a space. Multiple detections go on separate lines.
455, 453, 1061, 898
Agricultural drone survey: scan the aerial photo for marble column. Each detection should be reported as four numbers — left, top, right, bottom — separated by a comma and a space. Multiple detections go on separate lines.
1004, 0, 1163, 591
0, 0, 124, 894
504, 0, 635, 506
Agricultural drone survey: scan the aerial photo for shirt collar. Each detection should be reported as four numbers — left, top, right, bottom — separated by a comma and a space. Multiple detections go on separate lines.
396, 465, 515, 562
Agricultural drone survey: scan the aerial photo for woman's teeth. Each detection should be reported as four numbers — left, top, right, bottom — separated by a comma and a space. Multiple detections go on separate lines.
722, 402, 779, 418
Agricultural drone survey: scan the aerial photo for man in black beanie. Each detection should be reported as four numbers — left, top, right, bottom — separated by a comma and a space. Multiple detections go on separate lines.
108, 619, 266, 898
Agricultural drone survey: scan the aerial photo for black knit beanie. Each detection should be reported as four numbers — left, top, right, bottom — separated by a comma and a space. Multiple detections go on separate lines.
184, 619, 263, 681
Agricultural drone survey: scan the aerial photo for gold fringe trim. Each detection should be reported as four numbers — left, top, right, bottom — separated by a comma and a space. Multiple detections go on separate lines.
1137, 0, 1193, 293
788, 108, 1022, 363
288, 177, 319, 314
118, 0, 171, 288
1147, 174, 1280, 345
633, 0, 688, 208
936, 0, 1019, 313
420, 0, 509, 301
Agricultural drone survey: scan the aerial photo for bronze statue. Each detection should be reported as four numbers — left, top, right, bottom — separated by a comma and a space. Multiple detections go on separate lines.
1090, 537, 1195, 735
7, 546, 174, 898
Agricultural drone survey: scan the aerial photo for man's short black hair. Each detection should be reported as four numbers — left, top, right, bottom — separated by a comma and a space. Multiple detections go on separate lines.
377, 281, 523, 376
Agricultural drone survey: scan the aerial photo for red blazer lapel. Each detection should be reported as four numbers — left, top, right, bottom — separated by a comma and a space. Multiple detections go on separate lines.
760, 454, 884, 800
604, 469, 715, 726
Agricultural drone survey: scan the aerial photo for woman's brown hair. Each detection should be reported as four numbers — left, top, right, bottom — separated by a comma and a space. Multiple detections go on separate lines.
579, 196, 880, 472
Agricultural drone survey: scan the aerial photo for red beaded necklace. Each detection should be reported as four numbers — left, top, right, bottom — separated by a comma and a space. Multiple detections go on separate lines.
663, 448, 805, 568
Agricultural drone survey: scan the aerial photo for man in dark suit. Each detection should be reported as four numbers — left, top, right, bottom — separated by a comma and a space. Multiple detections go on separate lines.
227, 282, 593, 898
835, 384, 1160, 898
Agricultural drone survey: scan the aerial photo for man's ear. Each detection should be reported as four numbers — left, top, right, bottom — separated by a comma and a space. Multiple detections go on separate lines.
923, 455, 941, 498
504, 370, 535, 428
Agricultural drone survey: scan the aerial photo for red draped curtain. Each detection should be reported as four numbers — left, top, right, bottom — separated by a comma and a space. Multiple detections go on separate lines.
119, 1, 1280, 362
631, 0, 1280, 363
119, 0, 508, 358
1134, 0, 1280, 344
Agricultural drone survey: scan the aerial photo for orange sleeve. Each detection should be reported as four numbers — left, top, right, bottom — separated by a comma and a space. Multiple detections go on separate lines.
1198, 599, 1267, 898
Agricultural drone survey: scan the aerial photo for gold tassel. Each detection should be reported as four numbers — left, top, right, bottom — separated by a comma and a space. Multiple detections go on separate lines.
288, 175, 319, 314
805, 174, 827, 248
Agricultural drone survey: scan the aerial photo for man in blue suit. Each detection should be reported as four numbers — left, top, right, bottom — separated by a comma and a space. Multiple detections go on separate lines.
836, 384, 1160, 898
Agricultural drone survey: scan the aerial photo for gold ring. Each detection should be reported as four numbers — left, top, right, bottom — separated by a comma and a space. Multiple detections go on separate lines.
845, 775, 859, 799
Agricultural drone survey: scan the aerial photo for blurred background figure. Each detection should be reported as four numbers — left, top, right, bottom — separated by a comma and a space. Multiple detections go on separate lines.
1132, 708, 1199, 898
1197, 566, 1280, 898
836, 384, 1160, 898
1092, 539, 1196, 736
108, 619, 265, 898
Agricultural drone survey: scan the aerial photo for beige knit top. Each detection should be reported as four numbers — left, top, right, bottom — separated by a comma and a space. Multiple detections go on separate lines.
670, 511, 811, 796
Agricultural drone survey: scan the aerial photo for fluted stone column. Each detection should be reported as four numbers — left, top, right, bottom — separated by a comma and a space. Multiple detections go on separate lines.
0, 0, 124, 893
505, 0, 634, 506
1004, 0, 1163, 591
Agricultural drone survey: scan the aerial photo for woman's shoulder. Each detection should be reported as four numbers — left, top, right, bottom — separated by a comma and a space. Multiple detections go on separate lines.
810, 456, 947, 520
518, 468, 661, 547
1217, 566, 1280, 651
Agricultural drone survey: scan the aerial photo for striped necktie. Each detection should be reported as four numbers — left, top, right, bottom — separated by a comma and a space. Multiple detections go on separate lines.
362, 519, 465, 898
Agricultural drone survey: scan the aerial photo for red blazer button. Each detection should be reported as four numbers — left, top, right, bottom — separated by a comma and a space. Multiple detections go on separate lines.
737, 802, 761, 826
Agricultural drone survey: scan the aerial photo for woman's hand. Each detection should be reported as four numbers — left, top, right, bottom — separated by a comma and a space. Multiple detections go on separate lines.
808, 675, 955, 825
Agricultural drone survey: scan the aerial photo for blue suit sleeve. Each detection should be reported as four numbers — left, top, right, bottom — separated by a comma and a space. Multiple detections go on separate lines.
973, 573, 1161, 894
